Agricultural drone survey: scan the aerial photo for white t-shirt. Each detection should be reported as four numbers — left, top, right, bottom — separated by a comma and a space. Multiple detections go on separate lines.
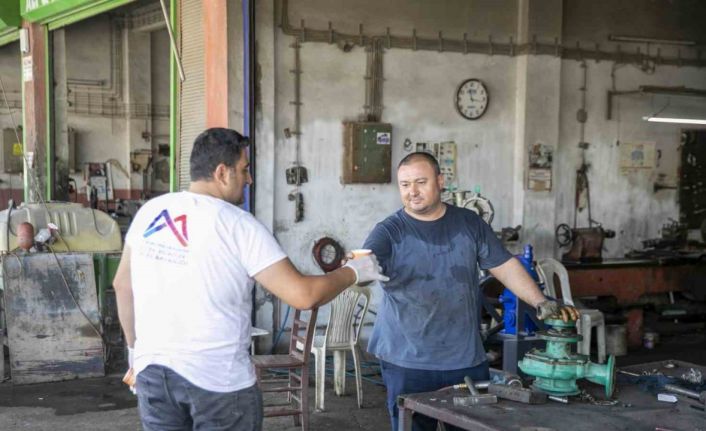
126, 191, 286, 392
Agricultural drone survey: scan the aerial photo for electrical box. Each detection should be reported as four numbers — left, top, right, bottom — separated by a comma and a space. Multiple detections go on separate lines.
2, 128, 23, 174
342, 122, 392, 184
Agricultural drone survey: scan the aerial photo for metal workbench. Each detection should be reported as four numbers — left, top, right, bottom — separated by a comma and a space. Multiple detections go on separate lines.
564, 258, 706, 347
397, 360, 705, 431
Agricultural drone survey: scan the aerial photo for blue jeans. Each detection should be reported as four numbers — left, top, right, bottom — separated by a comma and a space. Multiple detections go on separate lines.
381, 360, 489, 431
137, 365, 263, 431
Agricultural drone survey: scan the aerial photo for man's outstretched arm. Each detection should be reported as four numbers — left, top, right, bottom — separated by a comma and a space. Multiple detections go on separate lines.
254, 255, 387, 310
489, 257, 579, 321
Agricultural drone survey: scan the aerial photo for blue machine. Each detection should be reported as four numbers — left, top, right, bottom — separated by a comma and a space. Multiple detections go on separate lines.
499, 244, 544, 335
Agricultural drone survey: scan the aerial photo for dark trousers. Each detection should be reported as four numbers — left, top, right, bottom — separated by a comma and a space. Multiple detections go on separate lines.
137, 364, 263, 431
381, 360, 490, 431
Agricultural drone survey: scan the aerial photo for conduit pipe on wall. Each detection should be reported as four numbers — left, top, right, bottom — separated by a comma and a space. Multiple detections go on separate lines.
279, 0, 706, 68
606, 86, 706, 120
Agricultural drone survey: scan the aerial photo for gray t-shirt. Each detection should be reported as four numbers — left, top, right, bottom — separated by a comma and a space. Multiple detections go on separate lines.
363, 204, 512, 370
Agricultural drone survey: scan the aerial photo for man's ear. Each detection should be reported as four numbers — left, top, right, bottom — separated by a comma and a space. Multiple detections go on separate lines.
213, 163, 229, 185
437, 173, 445, 190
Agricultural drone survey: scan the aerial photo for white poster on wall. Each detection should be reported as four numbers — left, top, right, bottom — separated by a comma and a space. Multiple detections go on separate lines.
619, 141, 656, 174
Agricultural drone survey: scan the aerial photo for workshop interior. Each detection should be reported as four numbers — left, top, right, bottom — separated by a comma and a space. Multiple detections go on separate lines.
0, 0, 705, 430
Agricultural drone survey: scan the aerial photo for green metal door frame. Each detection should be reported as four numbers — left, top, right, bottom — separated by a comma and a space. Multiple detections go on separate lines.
45, 28, 53, 200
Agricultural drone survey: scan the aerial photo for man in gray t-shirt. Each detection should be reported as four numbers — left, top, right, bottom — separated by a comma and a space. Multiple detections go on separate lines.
363, 152, 578, 431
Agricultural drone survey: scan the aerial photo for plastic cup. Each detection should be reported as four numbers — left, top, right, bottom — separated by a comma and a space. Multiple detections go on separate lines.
350, 249, 372, 259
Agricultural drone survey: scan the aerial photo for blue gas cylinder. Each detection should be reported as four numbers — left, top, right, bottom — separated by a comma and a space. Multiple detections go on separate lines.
499, 244, 543, 335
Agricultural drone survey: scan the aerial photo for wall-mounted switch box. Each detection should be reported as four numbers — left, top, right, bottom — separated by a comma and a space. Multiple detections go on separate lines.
342, 122, 392, 184
286, 166, 308, 185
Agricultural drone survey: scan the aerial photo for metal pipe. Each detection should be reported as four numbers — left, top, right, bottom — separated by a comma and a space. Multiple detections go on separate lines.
159, 0, 185, 82
664, 384, 706, 404
45, 28, 53, 201
168, 0, 178, 192
278, 0, 706, 68
608, 34, 696, 46
548, 395, 569, 403
248, 0, 256, 214
639, 85, 706, 97
243, 0, 257, 327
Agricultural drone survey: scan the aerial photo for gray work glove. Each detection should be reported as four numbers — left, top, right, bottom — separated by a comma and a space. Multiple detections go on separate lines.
536, 300, 580, 322
343, 254, 390, 285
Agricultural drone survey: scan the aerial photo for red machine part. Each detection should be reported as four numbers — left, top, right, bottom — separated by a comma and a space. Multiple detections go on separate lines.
567, 262, 706, 347
312, 237, 344, 273
17, 222, 35, 251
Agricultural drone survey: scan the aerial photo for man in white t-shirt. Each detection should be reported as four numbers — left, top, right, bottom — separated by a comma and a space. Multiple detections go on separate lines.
113, 128, 388, 431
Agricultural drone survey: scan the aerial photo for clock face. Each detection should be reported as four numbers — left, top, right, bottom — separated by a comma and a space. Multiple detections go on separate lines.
455, 79, 489, 120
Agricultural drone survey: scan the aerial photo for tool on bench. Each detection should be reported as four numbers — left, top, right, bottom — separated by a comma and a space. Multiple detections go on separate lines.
488, 383, 547, 404
663, 384, 706, 405
450, 378, 522, 391
453, 376, 498, 406
548, 395, 569, 403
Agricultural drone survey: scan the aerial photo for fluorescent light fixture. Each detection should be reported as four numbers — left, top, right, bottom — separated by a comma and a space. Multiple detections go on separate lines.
642, 116, 706, 125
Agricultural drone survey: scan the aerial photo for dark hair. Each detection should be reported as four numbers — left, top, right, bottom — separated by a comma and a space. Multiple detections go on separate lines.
397, 152, 441, 175
190, 128, 249, 181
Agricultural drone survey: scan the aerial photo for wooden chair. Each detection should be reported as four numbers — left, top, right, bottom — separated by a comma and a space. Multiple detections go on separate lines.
251, 307, 318, 431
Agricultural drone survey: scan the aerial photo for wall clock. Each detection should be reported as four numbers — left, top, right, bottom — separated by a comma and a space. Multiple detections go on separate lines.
455, 79, 489, 120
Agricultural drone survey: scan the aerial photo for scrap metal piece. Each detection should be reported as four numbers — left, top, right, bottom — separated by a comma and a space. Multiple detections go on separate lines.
548, 395, 569, 404
664, 384, 706, 405
681, 368, 704, 385
488, 384, 547, 404
658, 393, 678, 403
453, 395, 497, 407
455, 376, 497, 406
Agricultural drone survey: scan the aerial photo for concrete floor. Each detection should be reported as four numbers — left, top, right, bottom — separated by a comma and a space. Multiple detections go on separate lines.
0, 331, 704, 430
0, 368, 391, 431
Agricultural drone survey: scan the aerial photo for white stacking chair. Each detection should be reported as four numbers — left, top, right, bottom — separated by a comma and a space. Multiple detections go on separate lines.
536, 258, 607, 363
306, 285, 371, 411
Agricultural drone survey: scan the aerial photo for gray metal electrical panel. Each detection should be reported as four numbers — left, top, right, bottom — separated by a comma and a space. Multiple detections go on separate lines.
2, 128, 23, 174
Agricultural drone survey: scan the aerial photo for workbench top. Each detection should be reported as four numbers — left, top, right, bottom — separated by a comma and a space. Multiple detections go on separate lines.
398, 360, 705, 431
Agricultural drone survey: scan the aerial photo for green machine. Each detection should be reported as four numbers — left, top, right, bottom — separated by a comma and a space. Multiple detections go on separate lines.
518, 318, 615, 398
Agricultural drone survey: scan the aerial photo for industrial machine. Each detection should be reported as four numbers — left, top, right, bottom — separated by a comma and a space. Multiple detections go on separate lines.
452, 188, 494, 225
518, 318, 615, 398
499, 244, 543, 336
0, 202, 123, 384
555, 223, 615, 262
482, 244, 547, 374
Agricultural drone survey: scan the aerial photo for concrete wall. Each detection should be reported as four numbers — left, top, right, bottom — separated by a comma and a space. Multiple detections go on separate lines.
60, 10, 170, 200
556, 61, 706, 257
251, 0, 706, 347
